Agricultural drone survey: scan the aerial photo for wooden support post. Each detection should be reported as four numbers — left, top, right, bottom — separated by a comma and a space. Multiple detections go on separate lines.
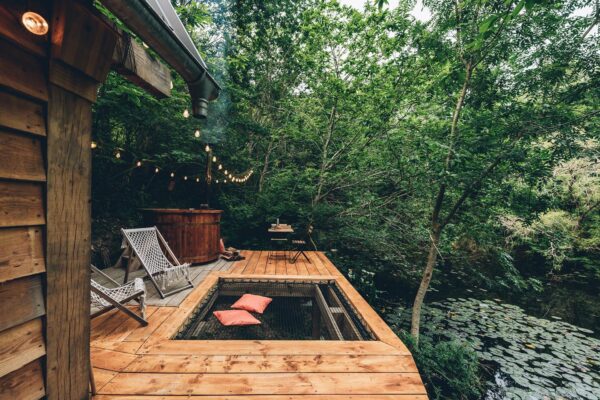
45, 1, 117, 399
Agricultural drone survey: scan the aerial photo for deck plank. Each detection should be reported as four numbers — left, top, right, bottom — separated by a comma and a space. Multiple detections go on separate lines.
101, 372, 426, 395
125, 354, 418, 373
94, 395, 428, 400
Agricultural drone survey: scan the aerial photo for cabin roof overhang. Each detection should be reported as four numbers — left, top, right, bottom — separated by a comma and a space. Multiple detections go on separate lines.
101, 0, 220, 119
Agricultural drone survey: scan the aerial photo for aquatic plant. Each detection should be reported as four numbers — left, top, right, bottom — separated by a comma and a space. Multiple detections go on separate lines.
388, 298, 600, 400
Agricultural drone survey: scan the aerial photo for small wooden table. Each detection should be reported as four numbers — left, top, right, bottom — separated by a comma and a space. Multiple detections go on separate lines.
268, 224, 294, 260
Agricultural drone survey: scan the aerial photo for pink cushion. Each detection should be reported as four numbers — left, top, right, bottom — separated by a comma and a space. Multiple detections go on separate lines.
213, 310, 261, 326
231, 294, 273, 314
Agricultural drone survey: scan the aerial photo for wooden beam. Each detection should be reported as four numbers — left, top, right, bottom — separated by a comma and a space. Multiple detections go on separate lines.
0, 227, 45, 283
313, 285, 343, 340
0, 318, 45, 378
327, 286, 363, 340
0, 275, 45, 332
112, 29, 172, 98
45, 2, 118, 398
0, 359, 45, 400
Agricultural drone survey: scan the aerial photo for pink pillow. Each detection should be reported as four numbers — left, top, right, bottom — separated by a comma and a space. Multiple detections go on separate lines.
213, 310, 260, 326
219, 238, 226, 254
231, 294, 273, 314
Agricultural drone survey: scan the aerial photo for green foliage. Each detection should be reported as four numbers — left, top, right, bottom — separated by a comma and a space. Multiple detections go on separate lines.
92, 0, 598, 289
400, 332, 484, 400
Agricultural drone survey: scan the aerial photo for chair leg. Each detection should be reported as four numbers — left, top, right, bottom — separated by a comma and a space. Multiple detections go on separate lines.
301, 250, 310, 262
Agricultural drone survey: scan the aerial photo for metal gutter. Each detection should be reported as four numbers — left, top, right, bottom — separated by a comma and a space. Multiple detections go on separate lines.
101, 0, 220, 118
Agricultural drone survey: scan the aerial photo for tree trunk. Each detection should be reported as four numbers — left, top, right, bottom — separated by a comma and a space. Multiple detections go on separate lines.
410, 226, 441, 343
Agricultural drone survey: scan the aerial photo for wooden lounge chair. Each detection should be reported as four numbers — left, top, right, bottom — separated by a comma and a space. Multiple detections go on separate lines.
121, 227, 193, 298
90, 265, 148, 326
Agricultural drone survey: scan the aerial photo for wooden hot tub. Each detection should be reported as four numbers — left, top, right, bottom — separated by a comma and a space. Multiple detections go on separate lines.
141, 208, 222, 264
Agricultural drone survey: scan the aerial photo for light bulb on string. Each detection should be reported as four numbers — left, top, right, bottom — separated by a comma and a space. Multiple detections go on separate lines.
184, 176, 188, 181
194, 130, 200, 138
91, 141, 97, 149
205, 144, 210, 152
136, 161, 142, 167
218, 164, 222, 170
224, 179, 227, 183
196, 177, 200, 183
183, 109, 190, 118
216, 179, 219, 183
155, 167, 159, 173
170, 172, 175, 178
224, 170, 228, 175
212, 156, 216, 162
115, 151, 121, 159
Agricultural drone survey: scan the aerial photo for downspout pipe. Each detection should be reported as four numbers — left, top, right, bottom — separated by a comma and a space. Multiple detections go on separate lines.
101, 0, 220, 119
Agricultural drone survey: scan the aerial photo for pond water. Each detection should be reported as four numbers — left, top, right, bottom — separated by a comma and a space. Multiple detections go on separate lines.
385, 298, 600, 399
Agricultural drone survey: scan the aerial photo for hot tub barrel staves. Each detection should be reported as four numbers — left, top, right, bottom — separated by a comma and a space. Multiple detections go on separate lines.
142, 208, 223, 264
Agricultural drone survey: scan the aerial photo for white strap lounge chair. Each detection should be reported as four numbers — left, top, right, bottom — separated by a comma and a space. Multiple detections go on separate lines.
121, 227, 193, 298
90, 265, 147, 326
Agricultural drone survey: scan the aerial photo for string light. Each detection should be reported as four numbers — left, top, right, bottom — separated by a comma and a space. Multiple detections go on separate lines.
170, 172, 175, 178
224, 179, 227, 183
196, 177, 200, 183
205, 144, 210, 152
183, 109, 190, 118
155, 167, 159, 173
136, 161, 142, 167
91, 141, 97, 149
212, 156, 217, 162
115, 151, 121, 159
224, 170, 228, 175
216, 179, 219, 183
184, 176, 188, 181
194, 130, 200, 138
218, 164, 222, 170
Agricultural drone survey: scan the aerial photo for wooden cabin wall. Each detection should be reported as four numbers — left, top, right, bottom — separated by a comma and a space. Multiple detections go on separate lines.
0, 1, 117, 398
0, 8, 49, 398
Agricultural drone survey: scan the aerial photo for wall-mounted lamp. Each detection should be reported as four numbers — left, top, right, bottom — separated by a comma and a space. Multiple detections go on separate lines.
22, 12, 48, 36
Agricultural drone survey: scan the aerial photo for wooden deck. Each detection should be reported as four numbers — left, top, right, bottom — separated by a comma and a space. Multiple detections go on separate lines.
91, 251, 427, 399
